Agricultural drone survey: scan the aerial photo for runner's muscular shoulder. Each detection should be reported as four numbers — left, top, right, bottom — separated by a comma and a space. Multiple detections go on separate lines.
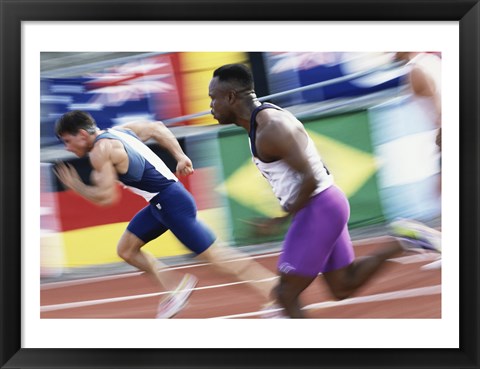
90, 139, 125, 182
255, 110, 302, 161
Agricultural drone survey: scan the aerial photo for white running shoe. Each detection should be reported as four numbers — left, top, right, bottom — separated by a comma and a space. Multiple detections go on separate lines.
260, 302, 288, 319
156, 274, 198, 319
390, 218, 442, 253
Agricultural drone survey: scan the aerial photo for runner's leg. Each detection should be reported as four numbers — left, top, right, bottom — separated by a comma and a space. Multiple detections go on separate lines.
322, 240, 403, 300
274, 273, 316, 318
119, 205, 186, 291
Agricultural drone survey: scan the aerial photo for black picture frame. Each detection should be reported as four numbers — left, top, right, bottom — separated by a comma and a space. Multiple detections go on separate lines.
1, 0, 479, 368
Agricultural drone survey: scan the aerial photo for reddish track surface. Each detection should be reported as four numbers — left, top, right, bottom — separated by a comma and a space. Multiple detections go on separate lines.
40, 236, 441, 319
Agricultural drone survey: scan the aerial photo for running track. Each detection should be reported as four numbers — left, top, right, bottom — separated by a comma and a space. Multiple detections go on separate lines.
40, 236, 441, 319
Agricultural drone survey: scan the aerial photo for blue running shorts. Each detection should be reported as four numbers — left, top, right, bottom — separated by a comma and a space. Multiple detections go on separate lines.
127, 181, 216, 254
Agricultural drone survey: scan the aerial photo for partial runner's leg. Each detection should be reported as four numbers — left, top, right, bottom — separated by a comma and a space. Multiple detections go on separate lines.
274, 273, 316, 318
322, 241, 403, 300
117, 230, 186, 291
198, 242, 277, 302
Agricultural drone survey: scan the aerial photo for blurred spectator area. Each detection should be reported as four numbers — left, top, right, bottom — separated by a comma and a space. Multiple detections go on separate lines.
41, 51, 409, 148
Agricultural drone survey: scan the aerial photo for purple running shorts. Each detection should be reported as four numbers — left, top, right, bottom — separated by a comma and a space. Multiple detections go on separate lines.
278, 185, 355, 277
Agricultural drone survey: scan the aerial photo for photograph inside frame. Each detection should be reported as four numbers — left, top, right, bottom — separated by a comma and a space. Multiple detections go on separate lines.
39, 50, 442, 320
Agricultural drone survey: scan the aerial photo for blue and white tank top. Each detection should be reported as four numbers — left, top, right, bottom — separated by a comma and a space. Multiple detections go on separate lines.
94, 128, 177, 202
249, 103, 333, 211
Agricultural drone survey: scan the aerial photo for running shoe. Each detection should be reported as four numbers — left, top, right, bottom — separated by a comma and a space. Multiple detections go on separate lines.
390, 218, 442, 253
260, 302, 288, 319
156, 274, 198, 319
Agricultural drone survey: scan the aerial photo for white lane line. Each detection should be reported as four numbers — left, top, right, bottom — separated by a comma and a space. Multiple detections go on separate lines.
209, 285, 441, 319
41, 271, 147, 290
305, 284, 441, 310
389, 253, 441, 264
40, 252, 281, 290
421, 259, 442, 270
40, 277, 279, 312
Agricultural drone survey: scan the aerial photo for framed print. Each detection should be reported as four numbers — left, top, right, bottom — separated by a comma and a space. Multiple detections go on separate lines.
1, 0, 479, 368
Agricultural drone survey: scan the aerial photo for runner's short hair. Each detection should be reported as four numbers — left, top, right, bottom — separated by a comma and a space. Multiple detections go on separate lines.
213, 64, 254, 90
55, 110, 98, 137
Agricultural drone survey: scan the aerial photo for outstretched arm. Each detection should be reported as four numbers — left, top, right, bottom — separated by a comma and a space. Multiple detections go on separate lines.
118, 121, 194, 176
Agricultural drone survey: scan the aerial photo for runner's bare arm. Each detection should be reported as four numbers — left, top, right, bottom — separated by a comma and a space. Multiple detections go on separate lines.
118, 121, 194, 176
54, 140, 120, 206
256, 117, 317, 214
